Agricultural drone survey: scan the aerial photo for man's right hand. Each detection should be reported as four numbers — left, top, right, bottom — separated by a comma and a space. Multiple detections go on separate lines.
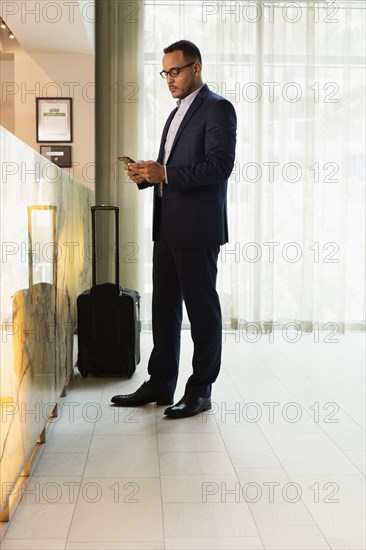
123, 163, 145, 184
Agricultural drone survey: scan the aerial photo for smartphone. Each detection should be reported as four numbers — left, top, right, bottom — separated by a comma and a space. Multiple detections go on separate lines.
118, 156, 135, 165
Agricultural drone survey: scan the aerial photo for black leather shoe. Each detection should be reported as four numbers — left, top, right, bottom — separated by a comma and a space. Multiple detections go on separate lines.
164, 394, 211, 418
111, 381, 173, 407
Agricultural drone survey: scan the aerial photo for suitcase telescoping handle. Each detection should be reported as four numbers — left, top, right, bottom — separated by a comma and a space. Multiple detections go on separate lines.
91, 205, 120, 287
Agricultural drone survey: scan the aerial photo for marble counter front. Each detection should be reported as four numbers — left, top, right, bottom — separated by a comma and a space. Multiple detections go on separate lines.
0, 126, 94, 520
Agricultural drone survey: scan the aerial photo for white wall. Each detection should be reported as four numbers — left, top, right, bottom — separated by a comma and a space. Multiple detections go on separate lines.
1, 37, 94, 188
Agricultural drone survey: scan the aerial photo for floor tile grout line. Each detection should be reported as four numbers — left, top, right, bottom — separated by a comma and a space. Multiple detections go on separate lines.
221, 360, 333, 549
155, 405, 167, 550
207, 387, 267, 550
63, 370, 106, 547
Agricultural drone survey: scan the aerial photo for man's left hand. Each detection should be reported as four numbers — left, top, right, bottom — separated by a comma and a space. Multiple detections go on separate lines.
128, 161, 165, 184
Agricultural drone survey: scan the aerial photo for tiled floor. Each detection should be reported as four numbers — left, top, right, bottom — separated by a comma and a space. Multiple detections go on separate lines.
1, 330, 365, 550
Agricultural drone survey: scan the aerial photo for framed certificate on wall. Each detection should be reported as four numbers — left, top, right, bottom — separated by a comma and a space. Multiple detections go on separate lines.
36, 97, 73, 142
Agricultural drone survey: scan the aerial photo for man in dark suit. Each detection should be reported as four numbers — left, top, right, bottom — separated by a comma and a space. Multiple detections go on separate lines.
112, 40, 237, 418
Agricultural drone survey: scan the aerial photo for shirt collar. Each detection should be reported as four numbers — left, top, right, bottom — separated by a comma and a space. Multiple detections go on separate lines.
176, 84, 204, 108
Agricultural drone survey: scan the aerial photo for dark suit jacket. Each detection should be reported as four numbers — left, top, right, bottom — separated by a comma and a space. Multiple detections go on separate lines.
139, 84, 237, 248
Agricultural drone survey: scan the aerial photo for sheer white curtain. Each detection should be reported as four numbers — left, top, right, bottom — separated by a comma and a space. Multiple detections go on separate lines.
97, 1, 365, 331
139, 0, 365, 331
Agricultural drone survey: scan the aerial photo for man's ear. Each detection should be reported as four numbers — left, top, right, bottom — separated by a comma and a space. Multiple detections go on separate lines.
194, 62, 202, 77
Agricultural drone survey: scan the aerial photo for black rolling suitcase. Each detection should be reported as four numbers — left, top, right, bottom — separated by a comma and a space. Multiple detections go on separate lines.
77, 205, 141, 378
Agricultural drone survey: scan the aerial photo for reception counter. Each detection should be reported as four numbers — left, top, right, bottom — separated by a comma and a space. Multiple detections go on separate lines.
0, 126, 94, 520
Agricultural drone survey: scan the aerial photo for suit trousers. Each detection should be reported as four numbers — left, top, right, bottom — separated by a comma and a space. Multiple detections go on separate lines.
147, 236, 222, 399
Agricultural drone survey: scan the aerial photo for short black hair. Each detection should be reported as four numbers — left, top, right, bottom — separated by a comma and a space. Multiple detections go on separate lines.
163, 40, 202, 64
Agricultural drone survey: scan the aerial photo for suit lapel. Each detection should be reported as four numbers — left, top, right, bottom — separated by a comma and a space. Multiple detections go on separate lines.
169, 85, 209, 157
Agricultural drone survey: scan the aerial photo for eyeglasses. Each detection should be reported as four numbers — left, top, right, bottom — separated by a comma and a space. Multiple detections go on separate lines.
159, 62, 196, 79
